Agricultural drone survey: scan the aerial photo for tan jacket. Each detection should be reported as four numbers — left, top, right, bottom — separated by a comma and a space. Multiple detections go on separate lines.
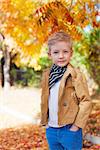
40, 63, 92, 130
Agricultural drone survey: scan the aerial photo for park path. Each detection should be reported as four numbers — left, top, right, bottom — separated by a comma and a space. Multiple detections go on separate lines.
0, 87, 41, 129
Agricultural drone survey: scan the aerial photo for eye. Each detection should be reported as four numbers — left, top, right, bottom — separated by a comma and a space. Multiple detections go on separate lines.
64, 50, 68, 53
53, 51, 59, 54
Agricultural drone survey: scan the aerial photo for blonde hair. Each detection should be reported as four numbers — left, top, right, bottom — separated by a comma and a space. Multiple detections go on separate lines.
47, 31, 72, 50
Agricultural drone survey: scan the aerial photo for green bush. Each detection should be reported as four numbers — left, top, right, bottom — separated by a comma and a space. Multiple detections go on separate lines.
10, 67, 42, 88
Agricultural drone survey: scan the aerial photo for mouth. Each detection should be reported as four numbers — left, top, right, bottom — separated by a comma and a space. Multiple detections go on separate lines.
58, 61, 65, 63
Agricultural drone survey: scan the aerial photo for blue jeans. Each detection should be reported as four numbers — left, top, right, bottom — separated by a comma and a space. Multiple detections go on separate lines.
46, 124, 83, 150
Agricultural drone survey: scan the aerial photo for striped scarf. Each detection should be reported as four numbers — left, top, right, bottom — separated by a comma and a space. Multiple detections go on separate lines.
49, 64, 67, 89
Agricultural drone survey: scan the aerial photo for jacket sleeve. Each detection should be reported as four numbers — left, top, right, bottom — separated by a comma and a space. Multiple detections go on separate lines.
40, 71, 46, 125
40, 70, 48, 126
73, 69, 93, 129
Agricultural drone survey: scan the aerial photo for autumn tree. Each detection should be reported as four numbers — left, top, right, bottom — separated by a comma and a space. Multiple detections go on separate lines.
0, 0, 99, 87
75, 28, 100, 86
1, 0, 99, 55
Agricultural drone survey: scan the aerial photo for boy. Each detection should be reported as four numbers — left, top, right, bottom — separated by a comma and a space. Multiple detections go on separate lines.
40, 31, 92, 150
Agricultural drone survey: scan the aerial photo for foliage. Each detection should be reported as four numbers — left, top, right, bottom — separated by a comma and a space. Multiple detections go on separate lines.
71, 46, 88, 68
38, 56, 52, 70
10, 53, 52, 87
10, 67, 42, 87
0, 0, 99, 57
74, 28, 100, 86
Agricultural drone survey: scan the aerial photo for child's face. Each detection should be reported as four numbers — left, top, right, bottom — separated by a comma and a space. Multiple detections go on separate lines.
48, 41, 72, 67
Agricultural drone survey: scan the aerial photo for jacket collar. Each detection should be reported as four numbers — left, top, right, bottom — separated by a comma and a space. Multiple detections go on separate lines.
45, 63, 77, 101
58, 63, 77, 101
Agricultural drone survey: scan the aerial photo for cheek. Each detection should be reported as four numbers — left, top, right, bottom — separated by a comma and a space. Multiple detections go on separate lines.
52, 54, 58, 59
50, 55, 57, 61
53, 56, 58, 62
65, 54, 72, 58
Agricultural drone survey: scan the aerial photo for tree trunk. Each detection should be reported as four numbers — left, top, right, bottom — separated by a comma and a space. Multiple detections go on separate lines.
3, 47, 11, 90
0, 60, 2, 87
0, 57, 5, 87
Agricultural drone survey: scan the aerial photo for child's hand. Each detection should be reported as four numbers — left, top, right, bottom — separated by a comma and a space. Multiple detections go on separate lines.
69, 124, 80, 132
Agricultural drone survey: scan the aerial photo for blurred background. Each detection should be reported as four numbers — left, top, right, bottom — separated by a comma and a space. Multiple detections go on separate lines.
0, 0, 100, 149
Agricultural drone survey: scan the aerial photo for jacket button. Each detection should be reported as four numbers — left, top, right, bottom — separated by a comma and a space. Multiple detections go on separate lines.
63, 102, 67, 106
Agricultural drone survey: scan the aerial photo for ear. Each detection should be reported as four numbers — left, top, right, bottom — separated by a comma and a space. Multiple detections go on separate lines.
47, 50, 52, 59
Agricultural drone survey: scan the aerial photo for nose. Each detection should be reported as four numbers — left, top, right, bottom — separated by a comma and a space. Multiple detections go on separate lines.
59, 52, 64, 58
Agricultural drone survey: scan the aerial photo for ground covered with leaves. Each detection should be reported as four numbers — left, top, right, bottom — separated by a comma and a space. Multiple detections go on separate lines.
0, 95, 100, 150
0, 124, 48, 150
0, 123, 100, 150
